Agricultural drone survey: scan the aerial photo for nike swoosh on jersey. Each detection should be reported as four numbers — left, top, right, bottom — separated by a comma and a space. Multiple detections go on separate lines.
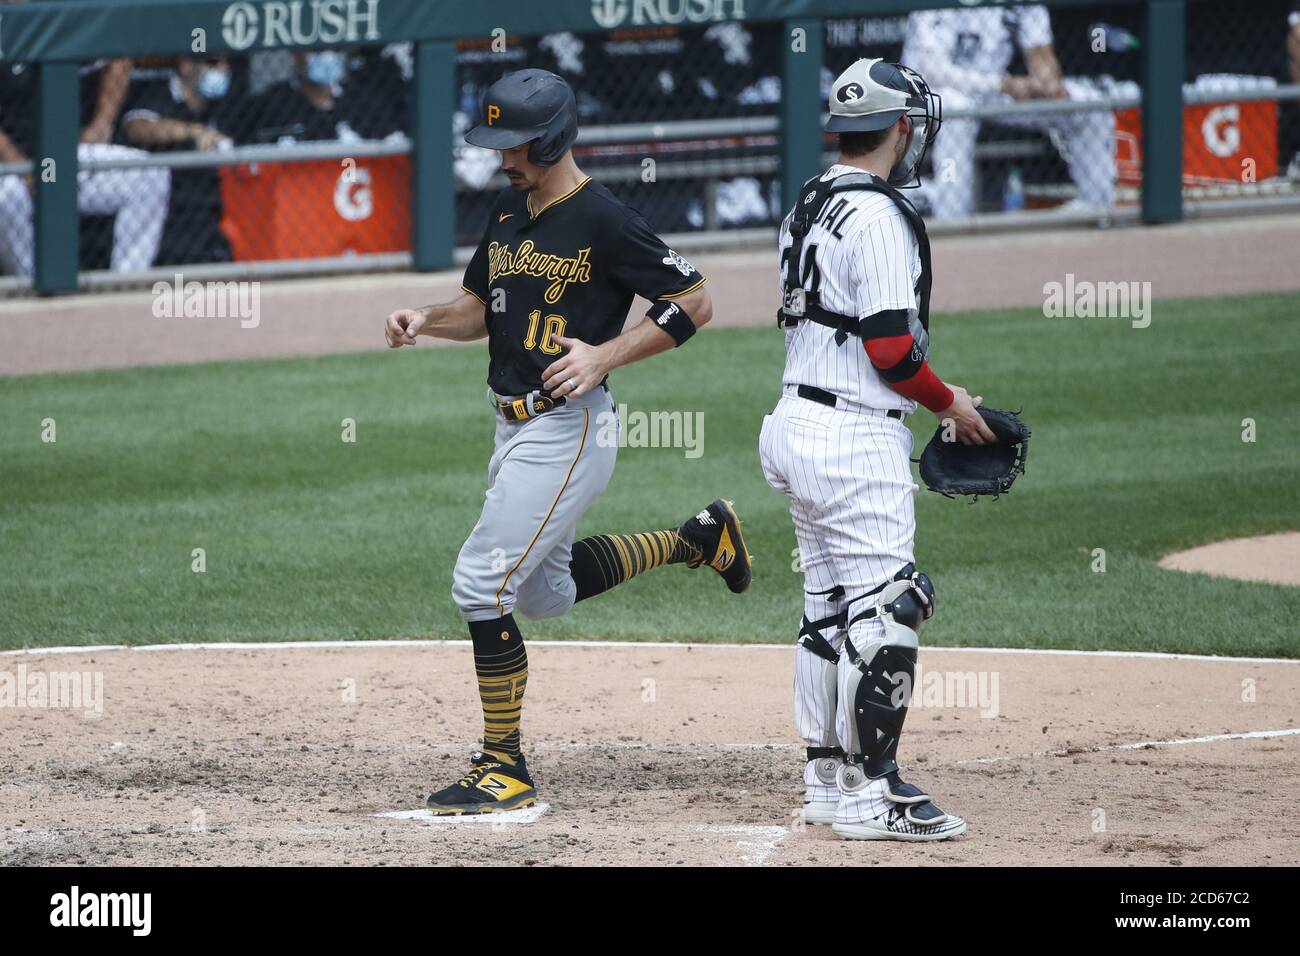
498, 213, 513, 223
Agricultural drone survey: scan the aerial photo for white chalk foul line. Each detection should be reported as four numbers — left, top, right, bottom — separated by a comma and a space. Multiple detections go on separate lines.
375, 804, 551, 826
2, 638, 1296, 665
959, 726, 1300, 765
536, 730, 1299, 762
691, 825, 790, 866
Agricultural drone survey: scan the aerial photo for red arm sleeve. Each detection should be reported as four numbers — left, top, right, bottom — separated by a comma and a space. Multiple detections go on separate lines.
864, 334, 954, 413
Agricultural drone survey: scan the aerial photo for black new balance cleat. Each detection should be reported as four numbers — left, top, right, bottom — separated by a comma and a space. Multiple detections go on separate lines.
425, 752, 537, 815
679, 499, 753, 594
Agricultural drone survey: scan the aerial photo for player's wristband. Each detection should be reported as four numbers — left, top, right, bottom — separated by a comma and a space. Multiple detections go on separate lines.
647, 300, 696, 347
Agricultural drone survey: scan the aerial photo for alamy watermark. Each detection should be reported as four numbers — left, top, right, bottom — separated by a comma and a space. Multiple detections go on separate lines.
1043, 273, 1151, 328
50, 886, 151, 936
0, 665, 103, 718
595, 404, 704, 459
152, 274, 261, 329
895, 664, 1000, 719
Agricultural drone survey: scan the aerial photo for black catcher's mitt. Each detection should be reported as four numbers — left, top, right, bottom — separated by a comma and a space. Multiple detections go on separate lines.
918, 407, 1030, 499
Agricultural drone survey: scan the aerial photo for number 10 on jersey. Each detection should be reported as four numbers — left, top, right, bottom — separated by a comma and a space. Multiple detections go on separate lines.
525, 310, 567, 354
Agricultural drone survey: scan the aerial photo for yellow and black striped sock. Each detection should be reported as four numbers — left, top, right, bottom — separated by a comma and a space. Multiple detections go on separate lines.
570, 530, 700, 602
467, 615, 528, 763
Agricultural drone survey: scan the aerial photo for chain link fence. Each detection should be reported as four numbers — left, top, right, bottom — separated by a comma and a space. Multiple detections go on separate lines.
825, 1, 1300, 219
455, 22, 787, 244
1, 1, 1297, 293
1182, 0, 1300, 205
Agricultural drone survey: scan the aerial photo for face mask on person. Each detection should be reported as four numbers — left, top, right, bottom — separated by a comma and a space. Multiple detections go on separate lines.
306, 52, 345, 87
197, 67, 231, 101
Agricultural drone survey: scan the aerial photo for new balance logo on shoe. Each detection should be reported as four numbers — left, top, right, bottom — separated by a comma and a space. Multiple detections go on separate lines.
679, 499, 752, 595
713, 531, 735, 570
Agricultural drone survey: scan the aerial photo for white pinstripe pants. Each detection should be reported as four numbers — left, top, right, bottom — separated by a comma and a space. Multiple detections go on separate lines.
917, 80, 1117, 220
760, 394, 918, 752
0, 144, 170, 277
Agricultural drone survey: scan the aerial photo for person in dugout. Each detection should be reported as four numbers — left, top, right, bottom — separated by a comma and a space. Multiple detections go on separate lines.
122, 54, 243, 265
241, 49, 406, 145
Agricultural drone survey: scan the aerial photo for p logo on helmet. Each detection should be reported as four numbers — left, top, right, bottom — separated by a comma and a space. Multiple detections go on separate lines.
464, 69, 580, 167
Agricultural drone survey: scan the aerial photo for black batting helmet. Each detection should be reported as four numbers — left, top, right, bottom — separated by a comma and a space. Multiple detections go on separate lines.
464, 69, 578, 167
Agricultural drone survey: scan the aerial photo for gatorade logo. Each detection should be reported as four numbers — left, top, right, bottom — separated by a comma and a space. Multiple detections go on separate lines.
487, 104, 501, 126
334, 165, 373, 221
1201, 104, 1240, 158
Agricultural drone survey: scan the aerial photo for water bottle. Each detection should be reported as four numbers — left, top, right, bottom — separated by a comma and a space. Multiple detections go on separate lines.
1091, 22, 1140, 53
1003, 166, 1026, 212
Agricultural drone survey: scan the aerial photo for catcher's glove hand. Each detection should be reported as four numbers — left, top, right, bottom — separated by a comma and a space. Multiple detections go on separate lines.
918, 407, 1030, 499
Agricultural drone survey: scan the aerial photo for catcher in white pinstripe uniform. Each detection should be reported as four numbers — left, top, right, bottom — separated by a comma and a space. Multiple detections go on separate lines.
759, 58, 996, 842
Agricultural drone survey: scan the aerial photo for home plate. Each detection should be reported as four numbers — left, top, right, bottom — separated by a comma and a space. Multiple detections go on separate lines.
374, 804, 551, 825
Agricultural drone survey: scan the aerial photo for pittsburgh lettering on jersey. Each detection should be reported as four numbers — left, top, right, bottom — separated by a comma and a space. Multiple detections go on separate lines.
487, 241, 593, 305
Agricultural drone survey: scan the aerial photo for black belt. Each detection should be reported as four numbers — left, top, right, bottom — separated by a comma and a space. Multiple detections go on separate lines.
495, 390, 566, 422
495, 385, 610, 422
796, 385, 904, 418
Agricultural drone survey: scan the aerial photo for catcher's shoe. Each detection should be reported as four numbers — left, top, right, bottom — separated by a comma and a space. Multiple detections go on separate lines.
679, 499, 752, 594
425, 751, 537, 815
831, 765, 966, 842
802, 753, 843, 825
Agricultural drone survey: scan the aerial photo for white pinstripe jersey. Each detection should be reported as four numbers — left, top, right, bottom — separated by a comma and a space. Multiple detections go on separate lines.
777, 164, 922, 413
902, 6, 1053, 95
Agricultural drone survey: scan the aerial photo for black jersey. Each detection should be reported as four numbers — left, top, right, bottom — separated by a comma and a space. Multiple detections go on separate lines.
0, 60, 112, 153
461, 177, 706, 397
122, 77, 240, 264
239, 79, 403, 145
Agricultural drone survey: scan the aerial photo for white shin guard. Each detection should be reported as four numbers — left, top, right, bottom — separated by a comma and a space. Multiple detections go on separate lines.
794, 591, 848, 823
831, 577, 966, 840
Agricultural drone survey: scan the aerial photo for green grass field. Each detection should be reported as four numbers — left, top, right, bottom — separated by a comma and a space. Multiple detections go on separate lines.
2, 291, 1298, 655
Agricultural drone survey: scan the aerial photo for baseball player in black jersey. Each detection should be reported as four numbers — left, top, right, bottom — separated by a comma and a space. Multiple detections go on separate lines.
384, 69, 752, 815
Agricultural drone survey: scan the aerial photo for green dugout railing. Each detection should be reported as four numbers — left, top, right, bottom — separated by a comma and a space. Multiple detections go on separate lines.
0, 0, 1174, 294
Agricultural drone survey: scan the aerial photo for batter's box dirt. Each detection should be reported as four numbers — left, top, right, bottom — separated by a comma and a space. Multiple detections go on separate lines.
0, 643, 1296, 866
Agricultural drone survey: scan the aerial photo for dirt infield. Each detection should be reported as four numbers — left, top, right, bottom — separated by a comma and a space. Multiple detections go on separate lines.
3, 216, 1297, 867
1160, 532, 1300, 588
2, 642, 1296, 866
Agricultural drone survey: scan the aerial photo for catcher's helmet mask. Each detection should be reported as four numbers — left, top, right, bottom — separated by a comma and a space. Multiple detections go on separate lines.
826, 58, 942, 189
464, 68, 579, 167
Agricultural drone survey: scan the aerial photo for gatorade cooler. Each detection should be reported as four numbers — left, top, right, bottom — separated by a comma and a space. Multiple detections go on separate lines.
1115, 75, 1278, 187
220, 155, 412, 261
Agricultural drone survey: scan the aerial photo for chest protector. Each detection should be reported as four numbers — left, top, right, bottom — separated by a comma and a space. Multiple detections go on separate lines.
779, 172, 932, 353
